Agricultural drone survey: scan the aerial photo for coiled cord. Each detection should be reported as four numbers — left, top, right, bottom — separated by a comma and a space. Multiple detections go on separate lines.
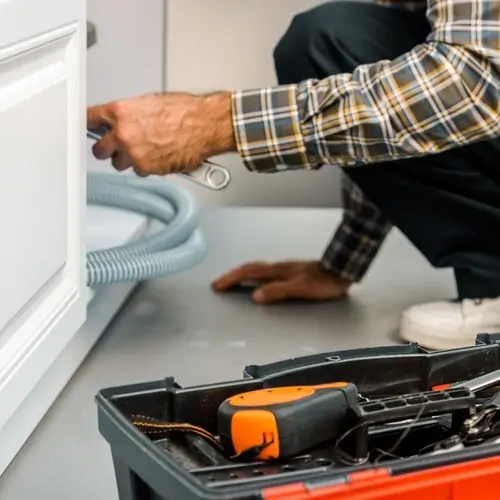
86, 172, 207, 287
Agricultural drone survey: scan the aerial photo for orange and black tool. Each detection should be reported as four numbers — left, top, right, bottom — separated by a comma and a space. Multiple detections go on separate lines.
217, 382, 359, 461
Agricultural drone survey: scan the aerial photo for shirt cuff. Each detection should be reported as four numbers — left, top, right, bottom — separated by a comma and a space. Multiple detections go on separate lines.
320, 216, 392, 283
230, 82, 322, 173
320, 237, 380, 284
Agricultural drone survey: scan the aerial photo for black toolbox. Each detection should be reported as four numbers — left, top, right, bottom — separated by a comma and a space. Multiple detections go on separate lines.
95, 333, 500, 500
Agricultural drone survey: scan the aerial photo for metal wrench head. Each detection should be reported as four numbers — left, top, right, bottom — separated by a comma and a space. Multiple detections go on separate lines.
455, 368, 500, 394
86, 129, 231, 191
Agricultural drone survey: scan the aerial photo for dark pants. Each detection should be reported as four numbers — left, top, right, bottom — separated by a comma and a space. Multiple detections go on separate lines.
273, 1, 500, 299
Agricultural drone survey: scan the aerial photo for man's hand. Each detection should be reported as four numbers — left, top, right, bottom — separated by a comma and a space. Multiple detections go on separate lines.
212, 260, 351, 304
87, 92, 236, 176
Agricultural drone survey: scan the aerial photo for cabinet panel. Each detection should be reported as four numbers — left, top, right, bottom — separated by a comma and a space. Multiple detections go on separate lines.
0, 2, 86, 434
0, 37, 70, 334
0, 0, 80, 49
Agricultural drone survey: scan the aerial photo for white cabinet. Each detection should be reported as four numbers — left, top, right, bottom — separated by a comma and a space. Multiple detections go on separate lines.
0, 0, 86, 471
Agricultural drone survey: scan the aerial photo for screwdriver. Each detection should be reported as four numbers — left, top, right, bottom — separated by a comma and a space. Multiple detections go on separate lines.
217, 382, 359, 461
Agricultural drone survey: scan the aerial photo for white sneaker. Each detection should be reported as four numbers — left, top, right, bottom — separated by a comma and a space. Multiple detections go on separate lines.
400, 297, 500, 350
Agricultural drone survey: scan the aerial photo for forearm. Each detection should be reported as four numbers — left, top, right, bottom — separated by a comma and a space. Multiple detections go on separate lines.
321, 176, 392, 282
202, 92, 237, 155
228, 0, 500, 173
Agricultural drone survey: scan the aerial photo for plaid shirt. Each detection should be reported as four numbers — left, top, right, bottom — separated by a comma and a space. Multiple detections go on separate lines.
230, 0, 500, 282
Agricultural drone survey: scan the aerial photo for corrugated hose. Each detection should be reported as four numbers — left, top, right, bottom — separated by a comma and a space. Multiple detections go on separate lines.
86, 172, 207, 287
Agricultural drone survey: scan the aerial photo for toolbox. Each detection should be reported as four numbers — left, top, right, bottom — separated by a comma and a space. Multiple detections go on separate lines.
95, 332, 500, 500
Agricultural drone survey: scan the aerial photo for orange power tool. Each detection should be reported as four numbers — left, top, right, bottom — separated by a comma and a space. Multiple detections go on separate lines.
217, 382, 359, 461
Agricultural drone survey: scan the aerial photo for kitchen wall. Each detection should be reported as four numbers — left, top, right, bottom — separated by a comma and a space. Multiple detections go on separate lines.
86, 0, 166, 173
87, 1, 165, 104
165, 0, 343, 208
86, 1, 343, 207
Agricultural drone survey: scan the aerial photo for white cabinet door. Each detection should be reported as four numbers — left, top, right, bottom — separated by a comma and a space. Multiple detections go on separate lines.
0, 0, 86, 434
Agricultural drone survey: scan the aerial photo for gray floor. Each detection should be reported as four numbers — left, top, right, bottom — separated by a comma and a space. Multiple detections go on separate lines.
0, 208, 455, 499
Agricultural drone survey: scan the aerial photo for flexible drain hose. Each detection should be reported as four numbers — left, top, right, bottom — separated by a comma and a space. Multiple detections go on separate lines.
86, 172, 207, 287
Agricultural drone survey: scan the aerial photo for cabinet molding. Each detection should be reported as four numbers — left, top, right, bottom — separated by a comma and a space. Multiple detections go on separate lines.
0, 1, 87, 449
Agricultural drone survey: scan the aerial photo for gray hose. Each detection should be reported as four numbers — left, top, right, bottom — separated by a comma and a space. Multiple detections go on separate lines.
86, 172, 207, 287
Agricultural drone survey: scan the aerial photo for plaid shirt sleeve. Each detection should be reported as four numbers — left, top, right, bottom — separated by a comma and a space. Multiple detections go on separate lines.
320, 175, 392, 282
230, 0, 500, 282
319, 0, 423, 282
231, 0, 500, 170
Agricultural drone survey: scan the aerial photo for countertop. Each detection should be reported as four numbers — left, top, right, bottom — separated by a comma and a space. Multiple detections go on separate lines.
0, 207, 455, 499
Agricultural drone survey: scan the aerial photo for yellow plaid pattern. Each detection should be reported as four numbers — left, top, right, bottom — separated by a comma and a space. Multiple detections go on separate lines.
230, 0, 500, 282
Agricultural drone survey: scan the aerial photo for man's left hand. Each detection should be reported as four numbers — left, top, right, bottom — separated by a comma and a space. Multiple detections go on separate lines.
87, 92, 235, 177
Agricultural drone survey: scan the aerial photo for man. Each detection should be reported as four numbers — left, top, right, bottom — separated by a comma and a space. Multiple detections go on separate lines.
88, 0, 500, 351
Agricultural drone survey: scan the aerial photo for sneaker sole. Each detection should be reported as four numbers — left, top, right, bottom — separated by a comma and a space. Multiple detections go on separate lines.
400, 315, 500, 351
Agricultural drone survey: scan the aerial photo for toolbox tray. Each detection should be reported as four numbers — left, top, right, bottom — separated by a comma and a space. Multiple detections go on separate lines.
96, 333, 500, 500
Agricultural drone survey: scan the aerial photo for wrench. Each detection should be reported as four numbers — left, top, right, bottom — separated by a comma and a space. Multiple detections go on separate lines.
87, 129, 231, 191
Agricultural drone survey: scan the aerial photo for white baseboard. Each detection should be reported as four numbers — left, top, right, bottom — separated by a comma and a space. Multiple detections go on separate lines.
0, 206, 150, 476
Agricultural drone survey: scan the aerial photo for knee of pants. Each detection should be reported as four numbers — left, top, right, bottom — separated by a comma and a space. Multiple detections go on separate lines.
272, 2, 351, 84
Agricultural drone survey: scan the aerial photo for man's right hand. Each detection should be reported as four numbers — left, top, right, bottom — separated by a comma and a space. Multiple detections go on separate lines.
211, 260, 351, 304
